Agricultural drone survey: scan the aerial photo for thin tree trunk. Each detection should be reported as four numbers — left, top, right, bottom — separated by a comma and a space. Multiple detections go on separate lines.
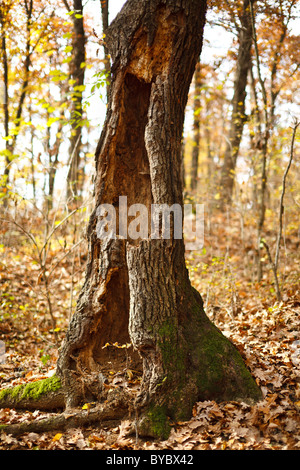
220, 0, 253, 206
0, 14, 10, 183
29, 101, 37, 201
249, 1, 294, 282
67, 0, 86, 200
47, 99, 64, 209
190, 61, 201, 192
0, 0, 32, 186
100, 0, 111, 99
52, 0, 262, 438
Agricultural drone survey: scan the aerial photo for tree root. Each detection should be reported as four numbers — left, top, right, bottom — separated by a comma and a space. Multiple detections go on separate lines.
0, 390, 130, 437
0, 375, 64, 411
0, 378, 166, 439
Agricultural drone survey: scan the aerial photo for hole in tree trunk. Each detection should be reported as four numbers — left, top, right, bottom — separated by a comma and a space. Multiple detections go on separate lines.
85, 73, 153, 375
114, 72, 153, 222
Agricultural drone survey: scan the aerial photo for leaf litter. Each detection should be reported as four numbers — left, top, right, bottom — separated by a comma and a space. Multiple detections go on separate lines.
0, 212, 299, 450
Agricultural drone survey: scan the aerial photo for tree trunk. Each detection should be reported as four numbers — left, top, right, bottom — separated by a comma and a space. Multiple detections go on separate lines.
0, 0, 32, 188
190, 61, 201, 192
55, 0, 260, 438
0, 13, 10, 185
219, 0, 253, 206
67, 0, 86, 200
100, 0, 111, 99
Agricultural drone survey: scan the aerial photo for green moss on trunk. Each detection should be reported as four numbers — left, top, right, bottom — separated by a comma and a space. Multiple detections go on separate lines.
0, 375, 62, 404
140, 294, 261, 439
139, 403, 172, 440
185, 302, 262, 404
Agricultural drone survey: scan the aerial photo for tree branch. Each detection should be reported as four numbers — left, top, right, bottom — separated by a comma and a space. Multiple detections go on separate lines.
61, 0, 71, 12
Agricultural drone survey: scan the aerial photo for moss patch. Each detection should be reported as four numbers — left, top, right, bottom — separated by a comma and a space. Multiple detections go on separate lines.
139, 292, 261, 439
141, 403, 171, 440
158, 320, 185, 374
186, 307, 262, 403
0, 375, 62, 403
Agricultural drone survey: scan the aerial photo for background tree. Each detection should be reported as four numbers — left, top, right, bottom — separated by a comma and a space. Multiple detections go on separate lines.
249, 0, 299, 281
218, 0, 254, 206
0, 0, 40, 187
190, 61, 201, 192
100, 0, 111, 99
64, 0, 86, 201
0, 0, 73, 204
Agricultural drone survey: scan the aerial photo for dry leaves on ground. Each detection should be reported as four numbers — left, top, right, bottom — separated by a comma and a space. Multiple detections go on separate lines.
0, 213, 299, 450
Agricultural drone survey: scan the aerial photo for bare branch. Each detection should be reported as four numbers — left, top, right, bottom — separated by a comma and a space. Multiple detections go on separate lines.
61, 0, 71, 12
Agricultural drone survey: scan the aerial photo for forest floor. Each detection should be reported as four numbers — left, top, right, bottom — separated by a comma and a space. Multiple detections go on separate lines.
0, 210, 299, 450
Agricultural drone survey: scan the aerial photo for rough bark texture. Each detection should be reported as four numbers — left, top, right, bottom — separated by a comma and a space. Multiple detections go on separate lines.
1, 0, 262, 439
219, 0, 253, 205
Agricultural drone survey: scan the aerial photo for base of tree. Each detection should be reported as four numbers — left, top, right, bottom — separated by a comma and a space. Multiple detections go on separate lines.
0, 292, 262, 440
119, 279, 262, 439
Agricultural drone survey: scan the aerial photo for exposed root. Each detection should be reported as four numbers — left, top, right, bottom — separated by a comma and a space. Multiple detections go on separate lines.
0, 389, 130, 437
0, 375, 64, 411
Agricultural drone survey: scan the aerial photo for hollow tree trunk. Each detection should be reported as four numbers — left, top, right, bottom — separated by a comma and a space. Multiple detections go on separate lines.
219, 0, 253, 206
56, 0, 261, 438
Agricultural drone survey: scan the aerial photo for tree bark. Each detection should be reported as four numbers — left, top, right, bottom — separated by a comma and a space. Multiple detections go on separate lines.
219, 0, 253, 206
